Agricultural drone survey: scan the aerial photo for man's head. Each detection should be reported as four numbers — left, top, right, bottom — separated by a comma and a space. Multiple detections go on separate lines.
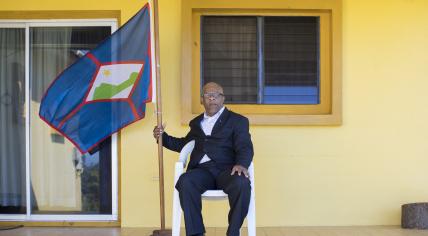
201, 82, 225, 116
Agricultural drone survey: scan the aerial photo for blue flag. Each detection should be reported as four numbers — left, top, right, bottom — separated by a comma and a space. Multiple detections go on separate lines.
39, 3, 155, 153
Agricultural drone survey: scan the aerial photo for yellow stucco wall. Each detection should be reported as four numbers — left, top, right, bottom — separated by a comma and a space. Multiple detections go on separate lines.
2, 0, 428, 228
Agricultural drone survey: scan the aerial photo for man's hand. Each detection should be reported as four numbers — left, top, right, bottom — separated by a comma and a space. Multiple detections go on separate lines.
231, 165, 249, 178
153, 123, 166, 140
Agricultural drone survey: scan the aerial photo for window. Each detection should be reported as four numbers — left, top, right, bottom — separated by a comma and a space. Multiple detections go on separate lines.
181, 2, 342, 125
202, 16, 319, 105
0, 18, 119, 222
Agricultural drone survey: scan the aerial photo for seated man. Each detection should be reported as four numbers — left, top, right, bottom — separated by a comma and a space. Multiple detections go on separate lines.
153, 82, 254, 236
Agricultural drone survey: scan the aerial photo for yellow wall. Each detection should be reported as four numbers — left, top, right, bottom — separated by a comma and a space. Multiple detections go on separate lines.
2, 0, 428, 227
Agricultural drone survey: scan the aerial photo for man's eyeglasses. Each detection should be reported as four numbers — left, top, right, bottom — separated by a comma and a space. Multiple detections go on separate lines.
202, 92, 224, 99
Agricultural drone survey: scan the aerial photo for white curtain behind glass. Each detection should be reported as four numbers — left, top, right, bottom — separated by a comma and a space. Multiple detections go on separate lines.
31, 28, 73, 102
0, 28, 26, 209
30, 28, 82, 211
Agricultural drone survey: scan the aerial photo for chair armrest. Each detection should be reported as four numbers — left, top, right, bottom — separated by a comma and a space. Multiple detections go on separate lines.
174, 141, 194, 184
248, 162, 254, 181
174, 162, 184, 185
178, 140, 195, 168
248, 162, 255, 190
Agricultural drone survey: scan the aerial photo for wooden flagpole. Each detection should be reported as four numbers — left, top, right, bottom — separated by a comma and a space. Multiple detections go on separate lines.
152, 0, 171, 235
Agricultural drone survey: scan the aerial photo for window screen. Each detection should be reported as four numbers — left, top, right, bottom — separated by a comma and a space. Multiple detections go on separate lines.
201, 16, 320, 105
201, 16, 258, 104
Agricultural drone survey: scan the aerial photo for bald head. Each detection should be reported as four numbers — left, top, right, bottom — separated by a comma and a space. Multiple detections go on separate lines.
201, 82, 225, 116
203, 82, 224, 94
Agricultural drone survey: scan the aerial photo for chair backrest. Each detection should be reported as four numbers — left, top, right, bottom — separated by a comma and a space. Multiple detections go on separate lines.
178, 140, 195, 167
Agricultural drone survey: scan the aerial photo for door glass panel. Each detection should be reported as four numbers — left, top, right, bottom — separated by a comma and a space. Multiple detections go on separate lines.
0, 28, 26, 214
29, 26, 113, 214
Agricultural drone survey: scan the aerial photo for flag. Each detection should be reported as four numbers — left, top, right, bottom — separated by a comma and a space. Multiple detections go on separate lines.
39, 3, 155, 153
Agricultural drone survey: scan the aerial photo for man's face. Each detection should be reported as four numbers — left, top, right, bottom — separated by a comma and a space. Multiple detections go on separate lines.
201, 83, 225, 116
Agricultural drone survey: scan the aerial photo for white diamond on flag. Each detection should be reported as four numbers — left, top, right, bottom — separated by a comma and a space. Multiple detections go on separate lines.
86, 63, 144, 102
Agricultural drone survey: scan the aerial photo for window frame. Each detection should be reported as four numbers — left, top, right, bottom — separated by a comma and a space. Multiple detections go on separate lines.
0, 18, 119, 223
181, 3, 342, 125
196, 11, 330, 112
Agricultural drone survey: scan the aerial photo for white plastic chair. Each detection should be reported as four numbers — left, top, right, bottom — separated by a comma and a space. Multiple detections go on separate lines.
172, 140, 256, 236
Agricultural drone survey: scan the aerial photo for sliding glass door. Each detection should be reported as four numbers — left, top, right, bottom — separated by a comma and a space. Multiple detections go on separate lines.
0, 20, 118, 221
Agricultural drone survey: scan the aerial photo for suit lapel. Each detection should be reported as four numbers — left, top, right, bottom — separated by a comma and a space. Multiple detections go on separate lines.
211, 107, 230, 135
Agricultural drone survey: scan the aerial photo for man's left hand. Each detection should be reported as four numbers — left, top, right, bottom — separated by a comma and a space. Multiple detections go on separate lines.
231, 165, 249, 178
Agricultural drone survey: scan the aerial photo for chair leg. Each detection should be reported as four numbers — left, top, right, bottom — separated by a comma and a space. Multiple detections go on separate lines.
247, 191, 256, 236
172, 188, 182, 236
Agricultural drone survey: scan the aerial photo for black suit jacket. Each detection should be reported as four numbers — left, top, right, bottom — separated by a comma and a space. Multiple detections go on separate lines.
162, 107, 253, 170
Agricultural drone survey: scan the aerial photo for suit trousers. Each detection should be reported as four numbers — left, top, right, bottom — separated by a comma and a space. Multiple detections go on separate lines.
175, 161, 251, 236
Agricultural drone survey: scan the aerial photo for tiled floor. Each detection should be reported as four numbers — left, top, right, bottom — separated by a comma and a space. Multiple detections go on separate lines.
0, 226, 427, 236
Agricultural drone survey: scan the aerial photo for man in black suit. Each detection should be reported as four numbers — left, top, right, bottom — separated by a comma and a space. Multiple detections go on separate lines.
153, 82, 253, 236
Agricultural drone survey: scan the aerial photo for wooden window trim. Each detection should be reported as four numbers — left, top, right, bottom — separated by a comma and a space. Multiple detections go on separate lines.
0, 11, 121, 25
181, 2, 342, 125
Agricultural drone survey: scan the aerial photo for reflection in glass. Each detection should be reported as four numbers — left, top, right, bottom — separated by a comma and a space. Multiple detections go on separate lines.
30, 27, 112, 214
0, 28, 26, 214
